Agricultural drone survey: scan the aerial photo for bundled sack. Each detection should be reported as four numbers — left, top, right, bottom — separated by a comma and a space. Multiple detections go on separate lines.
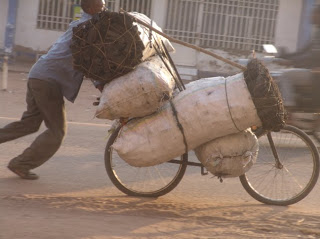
112, 73, 262, 167
71, 11, 174, 83
111, 60, 285, 167
245, 59, 285, 131
95, 55, 175, 120
129, 12, 175, 60
194, 129, 259, 178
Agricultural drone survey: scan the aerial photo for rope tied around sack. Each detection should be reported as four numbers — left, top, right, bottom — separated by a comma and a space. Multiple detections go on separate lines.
224, 77, 242, 132
71, 11, 146, 83
169, 100, 189, 154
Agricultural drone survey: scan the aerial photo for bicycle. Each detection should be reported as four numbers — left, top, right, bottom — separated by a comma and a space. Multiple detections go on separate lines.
105, 124, 319, 206
103, 42, 319, 206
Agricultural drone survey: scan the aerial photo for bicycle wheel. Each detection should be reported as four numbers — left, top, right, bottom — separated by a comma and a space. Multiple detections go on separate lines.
240, 125, 319, 206
105, 126, 188, 197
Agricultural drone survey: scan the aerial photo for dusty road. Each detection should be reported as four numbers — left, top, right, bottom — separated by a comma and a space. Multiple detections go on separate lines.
1, 71, 320, 239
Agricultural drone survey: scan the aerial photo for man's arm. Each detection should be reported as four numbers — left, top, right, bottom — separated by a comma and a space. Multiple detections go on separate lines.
90, 79, 106, 92
90, 79, 105, 106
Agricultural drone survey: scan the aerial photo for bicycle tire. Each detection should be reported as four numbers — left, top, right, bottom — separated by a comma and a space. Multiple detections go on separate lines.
105, 126, 188, 197
240, 125, 320, 206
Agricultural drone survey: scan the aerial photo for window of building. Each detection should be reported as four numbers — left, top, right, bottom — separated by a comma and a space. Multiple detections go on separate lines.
118, 0, 151, 16
36, 0, 150, 31
37, 0, 81, 31
165, 0, 279, 52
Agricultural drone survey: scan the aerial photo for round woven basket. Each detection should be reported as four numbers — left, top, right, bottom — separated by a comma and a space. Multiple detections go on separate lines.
244, 59, 286, 131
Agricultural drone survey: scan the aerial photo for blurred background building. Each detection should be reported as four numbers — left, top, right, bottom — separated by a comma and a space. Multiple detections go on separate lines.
0, 0, 317, 79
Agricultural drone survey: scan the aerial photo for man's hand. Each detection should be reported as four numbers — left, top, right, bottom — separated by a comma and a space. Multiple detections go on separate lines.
93, 97, 100, 106
96, 84, 104, 92
90, 79, 106, 92
90, 79, 105, 105
120, 117, 129, 125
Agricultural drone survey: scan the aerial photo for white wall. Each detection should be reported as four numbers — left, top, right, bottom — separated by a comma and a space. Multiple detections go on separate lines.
150, 0, 168, 29
0, 0, 309, 66
15, 0, 64, 52
14, 0, 169, 52
171, 44, 198, 67
297, 0, 314, 50
173, 0, 306, 68
0, 0, 9, 50
275, 0, 304, 52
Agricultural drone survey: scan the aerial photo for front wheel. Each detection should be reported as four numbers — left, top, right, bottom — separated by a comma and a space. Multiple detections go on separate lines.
240, 125, 320, 206
105, 126, 188, 197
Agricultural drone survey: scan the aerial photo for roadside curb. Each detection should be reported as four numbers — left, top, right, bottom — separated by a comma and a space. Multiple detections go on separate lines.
4, 61, 33, 74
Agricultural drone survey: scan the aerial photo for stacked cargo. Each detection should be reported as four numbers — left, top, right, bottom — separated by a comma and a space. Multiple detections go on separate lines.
72, 11, 285, 178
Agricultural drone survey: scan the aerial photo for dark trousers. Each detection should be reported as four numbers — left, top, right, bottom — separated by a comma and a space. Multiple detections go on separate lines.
0, 78, 66, 170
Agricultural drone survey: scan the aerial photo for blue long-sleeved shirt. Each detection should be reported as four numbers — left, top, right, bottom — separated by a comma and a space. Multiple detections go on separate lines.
29, 12, 92, 102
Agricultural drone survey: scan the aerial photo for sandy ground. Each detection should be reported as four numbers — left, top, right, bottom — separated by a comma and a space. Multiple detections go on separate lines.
0, 68, 320, 239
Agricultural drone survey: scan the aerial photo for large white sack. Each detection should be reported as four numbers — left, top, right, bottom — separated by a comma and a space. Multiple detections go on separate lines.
130, 12, 175, 60
194, 129, 259, 178
95, 55, 175, 120
112, 73, 262, 167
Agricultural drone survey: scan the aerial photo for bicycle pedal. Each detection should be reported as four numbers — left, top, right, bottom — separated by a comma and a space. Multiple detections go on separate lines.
201, 166, 208, 175
217, 176, 224, 183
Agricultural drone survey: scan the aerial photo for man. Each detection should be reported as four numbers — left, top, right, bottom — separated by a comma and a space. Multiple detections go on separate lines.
0, 0, 106, 180
280, 5, 320, 68
279, 5, 320, 110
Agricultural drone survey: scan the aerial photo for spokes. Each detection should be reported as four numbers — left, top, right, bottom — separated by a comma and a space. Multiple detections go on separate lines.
240, 125, 319, 205
282, 165, 304, 189
110, 150, 184, 193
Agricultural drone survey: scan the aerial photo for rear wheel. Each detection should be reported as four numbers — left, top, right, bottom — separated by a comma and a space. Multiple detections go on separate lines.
105, 126, 188, 197
240, 125, 319, 205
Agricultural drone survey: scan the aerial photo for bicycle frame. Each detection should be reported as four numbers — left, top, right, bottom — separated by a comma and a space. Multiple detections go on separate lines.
167, 127, 285, 176
168, 156, 209, 175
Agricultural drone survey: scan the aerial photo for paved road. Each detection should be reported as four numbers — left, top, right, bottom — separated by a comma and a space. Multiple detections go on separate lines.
1, 117, 320, 238
1, 74, 320, 238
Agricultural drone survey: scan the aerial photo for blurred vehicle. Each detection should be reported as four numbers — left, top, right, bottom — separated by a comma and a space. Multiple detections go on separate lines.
238, 44, 320, 143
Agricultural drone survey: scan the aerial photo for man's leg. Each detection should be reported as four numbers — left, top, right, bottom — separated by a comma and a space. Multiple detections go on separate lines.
8, 79, 66, 177
0, 80, 43, 144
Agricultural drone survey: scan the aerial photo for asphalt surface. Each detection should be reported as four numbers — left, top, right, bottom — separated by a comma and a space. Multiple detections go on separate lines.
0, 71, 320, 238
